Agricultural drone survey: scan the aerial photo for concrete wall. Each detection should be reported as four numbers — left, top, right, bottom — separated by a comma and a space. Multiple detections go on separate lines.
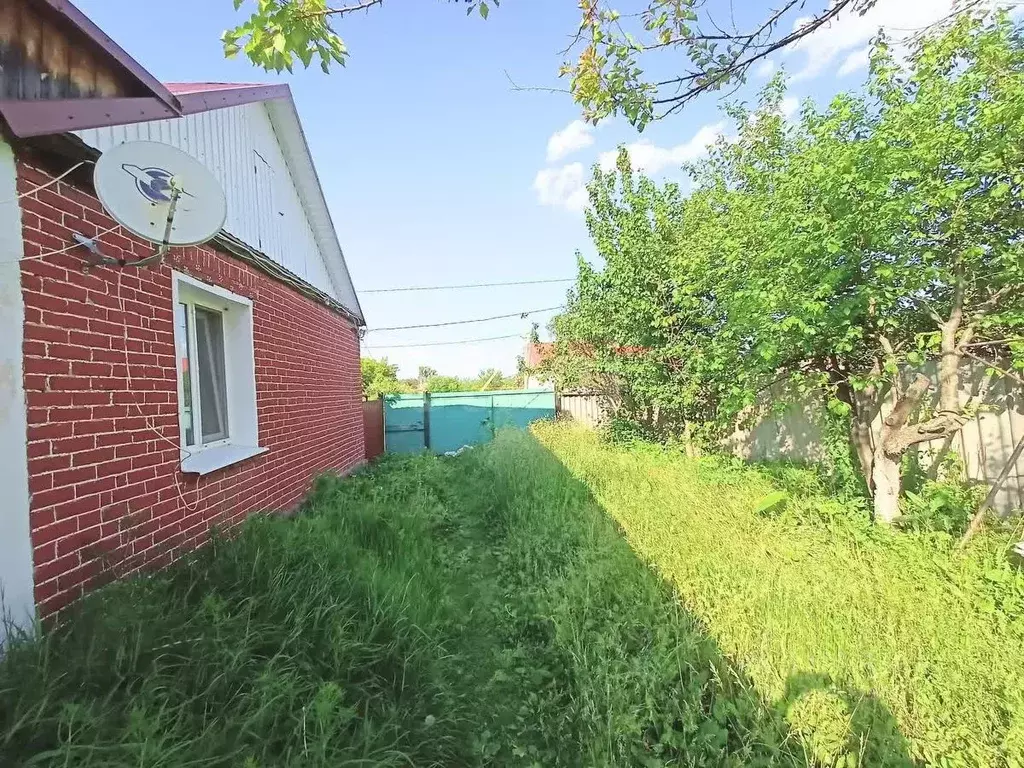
729, 366, 1023, 513
557, 368, 1024, 514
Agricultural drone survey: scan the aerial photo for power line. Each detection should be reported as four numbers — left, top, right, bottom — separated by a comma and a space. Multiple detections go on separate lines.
366, 332, 525, 349
360, 277, 574, 294
365, 305, 563, 332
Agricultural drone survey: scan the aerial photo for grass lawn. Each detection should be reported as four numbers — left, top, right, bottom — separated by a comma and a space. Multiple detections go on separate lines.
2, 423, 1022, 766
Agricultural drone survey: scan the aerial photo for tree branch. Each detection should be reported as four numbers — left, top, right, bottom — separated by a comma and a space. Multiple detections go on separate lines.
298, 0, 383, 19
958, 431, 1024, 549
883, 373, 931, 435
651, 0, 856, 115
960, 337, 1024, 349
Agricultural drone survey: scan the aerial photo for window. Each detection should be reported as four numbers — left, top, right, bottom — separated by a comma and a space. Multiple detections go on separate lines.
172, 272, 265, 475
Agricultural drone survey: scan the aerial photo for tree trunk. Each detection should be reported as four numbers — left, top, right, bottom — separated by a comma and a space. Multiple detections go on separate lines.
835, 378, 877, 495
872, 448, 903, 524
852, 418, 875, 495
872, 373, 933, 523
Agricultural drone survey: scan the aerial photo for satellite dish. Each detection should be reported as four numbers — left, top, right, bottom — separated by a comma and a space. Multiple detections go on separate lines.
93, 141, 227, 247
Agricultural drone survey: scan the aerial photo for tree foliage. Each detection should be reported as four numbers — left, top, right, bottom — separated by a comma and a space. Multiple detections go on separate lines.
361, 356, 409, 398
220, 0, 997, 128
362, 358, 520, 397
551, 15, 1024, 521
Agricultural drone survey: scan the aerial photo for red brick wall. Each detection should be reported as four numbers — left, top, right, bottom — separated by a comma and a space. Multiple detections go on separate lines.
16, 156, 365, 617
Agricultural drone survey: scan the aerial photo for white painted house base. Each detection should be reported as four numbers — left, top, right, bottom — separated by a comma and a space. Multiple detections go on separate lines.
0, 139, 37, 642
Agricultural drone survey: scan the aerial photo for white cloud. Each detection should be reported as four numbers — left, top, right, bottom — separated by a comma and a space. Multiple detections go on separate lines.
781, 96, 800, 118
597, 122, 726, 175
546, 120, 594, 162
533, 163, 588, 212
787, 0, 1001, 81
755, 58, 777, 78
837, 46, 871, 77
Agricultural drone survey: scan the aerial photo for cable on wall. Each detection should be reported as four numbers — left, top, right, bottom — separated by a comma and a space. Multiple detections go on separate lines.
115, 268, 202, 513
0, 160, 91, 206
1, 222, 125, 265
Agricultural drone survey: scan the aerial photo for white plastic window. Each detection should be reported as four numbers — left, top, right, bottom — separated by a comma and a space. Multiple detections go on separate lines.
171, 272, 264, 474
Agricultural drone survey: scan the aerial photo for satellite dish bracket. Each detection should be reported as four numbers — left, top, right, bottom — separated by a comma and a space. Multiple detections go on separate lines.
74, 184, 182, 272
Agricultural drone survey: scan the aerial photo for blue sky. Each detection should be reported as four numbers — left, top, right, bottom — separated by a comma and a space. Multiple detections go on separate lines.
74, 0, 959, 377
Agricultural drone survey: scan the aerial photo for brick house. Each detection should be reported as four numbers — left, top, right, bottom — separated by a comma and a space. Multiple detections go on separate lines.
0, 0, 365, 631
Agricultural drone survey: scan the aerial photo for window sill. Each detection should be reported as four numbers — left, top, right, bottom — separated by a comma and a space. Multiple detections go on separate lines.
181, 444, 268, 476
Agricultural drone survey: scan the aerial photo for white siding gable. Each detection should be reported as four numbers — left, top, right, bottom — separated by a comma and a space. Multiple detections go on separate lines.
74, 102, 345, 312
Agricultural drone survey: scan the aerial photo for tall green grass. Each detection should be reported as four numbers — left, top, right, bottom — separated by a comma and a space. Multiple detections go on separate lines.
534, 421, 1024, 767
1, 432, 800, 767
6, 425, 1013, 766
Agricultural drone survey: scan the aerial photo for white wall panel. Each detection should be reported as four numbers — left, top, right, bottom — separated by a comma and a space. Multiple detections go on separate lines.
75, 103, 338, 302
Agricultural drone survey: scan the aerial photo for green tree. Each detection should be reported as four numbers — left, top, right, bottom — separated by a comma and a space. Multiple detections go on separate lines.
221, 0, 954, 128
554, 15, 1024, 523
361, 356, 407, 399
473, 367, 518, 390
424, 374, 462, 393
416, 366, 438, 390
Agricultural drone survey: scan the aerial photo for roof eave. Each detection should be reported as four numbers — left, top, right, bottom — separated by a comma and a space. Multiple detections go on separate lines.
0, 97, 180, 138
170, 84, 293, 115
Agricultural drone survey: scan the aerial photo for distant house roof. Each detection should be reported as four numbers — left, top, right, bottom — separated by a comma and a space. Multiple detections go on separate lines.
528, 341, 649, 364
526, 342, 555, 368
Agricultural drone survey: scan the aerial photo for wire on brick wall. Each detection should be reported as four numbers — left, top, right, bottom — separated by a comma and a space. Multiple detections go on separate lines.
0, 222, 124, 265
115, 269, 202, 514
365, 305, 564, 333
0, 160, 91, 206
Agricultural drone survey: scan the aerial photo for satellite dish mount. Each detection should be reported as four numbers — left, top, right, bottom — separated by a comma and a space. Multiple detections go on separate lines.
72, 141, 227, 271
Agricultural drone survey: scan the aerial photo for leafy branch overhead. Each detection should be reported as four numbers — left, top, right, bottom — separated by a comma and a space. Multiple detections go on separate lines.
223, 0, 990, 128
224, 0, 496, 74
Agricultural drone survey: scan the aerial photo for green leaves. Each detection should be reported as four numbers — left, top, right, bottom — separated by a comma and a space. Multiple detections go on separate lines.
554, 15, 1024, 476
754, 490, 789, 516
227, 0, 496, 74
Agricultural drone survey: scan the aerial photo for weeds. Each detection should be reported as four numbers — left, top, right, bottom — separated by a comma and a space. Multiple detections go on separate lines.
3, 424, 1017, 766
1, 433, 796, 767
535, 422, 1024, 767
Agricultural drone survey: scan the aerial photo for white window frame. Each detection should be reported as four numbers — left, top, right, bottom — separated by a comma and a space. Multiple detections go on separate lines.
171, 271, 266, 475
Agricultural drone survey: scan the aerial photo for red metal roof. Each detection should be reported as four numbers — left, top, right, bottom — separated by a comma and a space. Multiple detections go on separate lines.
526, 342, 555, 368
165, 82, 292, 116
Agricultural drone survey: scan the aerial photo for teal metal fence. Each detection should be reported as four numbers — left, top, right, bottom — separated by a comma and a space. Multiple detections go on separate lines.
383, 389, 556, 454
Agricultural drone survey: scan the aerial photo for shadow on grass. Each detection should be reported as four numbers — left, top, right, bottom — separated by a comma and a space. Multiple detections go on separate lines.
0, 429, 915, 767
511, 433, 915, 767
